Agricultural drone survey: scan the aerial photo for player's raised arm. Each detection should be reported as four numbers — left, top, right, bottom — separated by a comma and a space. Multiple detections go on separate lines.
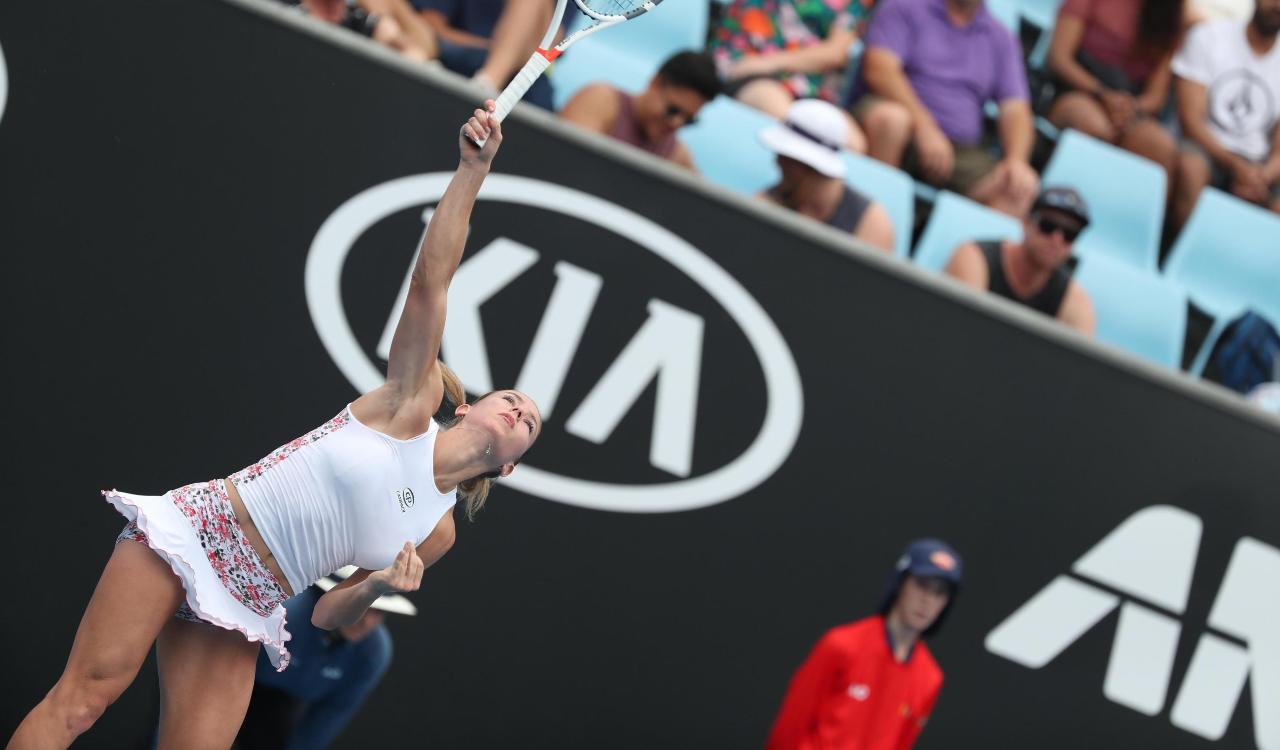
383, 101, 504, 406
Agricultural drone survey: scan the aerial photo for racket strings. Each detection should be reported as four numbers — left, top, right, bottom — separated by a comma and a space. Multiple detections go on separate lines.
578, 0, 651, 18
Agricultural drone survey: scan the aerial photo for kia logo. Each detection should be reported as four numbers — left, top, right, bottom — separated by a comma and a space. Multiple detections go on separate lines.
306, 173, 803, 513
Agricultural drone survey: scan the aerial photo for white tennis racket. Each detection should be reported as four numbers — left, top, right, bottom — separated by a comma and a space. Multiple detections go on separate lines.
472, 0, 665, 145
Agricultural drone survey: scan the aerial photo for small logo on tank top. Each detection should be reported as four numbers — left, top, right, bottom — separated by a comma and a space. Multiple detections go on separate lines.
396, 487, 415, 512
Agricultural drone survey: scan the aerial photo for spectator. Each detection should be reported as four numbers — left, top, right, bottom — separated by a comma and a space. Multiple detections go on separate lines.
234, 568, 415, 750
560, 52, 720, 170
853, 0, 1040, 218
413, 0, 557, 109
759, 99, 896, 252
710, 0, 871, 152
288, 0, 438, 62
765, 539, 962, 750
1045, 0, 1184, 179
1172, 0, 1280, 229
945, 186, 1096, 335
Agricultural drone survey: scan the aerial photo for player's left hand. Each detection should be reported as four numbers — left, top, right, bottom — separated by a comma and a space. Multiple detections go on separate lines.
367, 541, 424, 596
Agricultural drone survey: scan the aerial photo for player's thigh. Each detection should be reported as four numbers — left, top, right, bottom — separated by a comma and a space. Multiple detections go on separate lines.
57, 540, 185, 701
155, 617, 259, 750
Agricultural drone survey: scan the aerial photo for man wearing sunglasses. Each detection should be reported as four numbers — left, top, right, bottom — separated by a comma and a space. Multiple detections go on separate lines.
560, 51, 720, 171
944, 186, 1097, 335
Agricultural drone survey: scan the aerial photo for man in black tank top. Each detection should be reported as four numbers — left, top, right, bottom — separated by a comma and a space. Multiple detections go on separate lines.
944, 186, 1097, 335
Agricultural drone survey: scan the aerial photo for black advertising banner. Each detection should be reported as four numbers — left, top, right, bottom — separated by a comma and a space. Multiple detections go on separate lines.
1, 2, 1277, 748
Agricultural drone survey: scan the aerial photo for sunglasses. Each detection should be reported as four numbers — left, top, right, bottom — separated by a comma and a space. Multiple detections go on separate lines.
1032, 213, 1083, 242
663, 103, 698, 126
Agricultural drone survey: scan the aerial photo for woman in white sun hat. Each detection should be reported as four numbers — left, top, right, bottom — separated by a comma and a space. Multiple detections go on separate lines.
759, 99, 896, 253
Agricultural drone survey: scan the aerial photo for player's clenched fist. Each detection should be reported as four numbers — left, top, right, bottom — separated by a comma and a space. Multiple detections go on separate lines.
368, 541, 424, 595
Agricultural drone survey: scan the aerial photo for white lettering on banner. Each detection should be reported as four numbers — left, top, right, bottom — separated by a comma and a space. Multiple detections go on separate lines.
515, 261, 603, 419
566, 299, 703, 477
985, 506, 1279, 748
305, 173, 803, 514
0, 41, 9, 125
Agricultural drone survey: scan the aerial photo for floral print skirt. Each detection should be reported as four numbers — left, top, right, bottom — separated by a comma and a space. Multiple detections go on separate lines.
106, 479, 293, 670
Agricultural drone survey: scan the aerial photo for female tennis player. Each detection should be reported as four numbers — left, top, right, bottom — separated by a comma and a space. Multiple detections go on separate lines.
8, 101, 539, 750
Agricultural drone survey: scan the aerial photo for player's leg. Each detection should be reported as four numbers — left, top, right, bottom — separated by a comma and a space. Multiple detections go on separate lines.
7, 538, 184, 749
154, 617, 259, 750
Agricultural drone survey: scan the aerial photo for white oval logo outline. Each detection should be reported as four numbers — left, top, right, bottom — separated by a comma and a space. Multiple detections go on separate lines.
0, 41, 9, 125
305, 173, 804, 513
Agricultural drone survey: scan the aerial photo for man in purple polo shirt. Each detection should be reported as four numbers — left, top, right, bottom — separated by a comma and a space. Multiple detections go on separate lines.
851, 0, 1039, 217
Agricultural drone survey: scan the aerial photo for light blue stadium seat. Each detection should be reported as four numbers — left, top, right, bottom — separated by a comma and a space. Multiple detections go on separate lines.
841, 151, 915, 258
986, 0, 1021, 34
1020, 0, 1062, 30
1164, 188, 1280, 373
681, 97, 779, 195
1020, 0, 1063, 68
913, 191, 1024, 271
550, 44, 654, 109
1042, 130, 1167, 272
550, 0, 710, 110
1075, 253, 1187, 368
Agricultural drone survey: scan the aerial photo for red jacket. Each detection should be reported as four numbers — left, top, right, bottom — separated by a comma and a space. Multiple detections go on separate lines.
765, 615, 943, 750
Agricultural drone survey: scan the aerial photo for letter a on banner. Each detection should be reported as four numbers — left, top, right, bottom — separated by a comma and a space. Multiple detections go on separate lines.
1171, 538, 1280, 748
985, 506, 1201, 715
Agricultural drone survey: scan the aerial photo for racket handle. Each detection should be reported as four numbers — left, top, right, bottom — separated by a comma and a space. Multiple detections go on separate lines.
471, 51, 554, 147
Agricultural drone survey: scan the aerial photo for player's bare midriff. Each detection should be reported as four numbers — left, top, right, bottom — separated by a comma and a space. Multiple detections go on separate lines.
223, 479, 295, 598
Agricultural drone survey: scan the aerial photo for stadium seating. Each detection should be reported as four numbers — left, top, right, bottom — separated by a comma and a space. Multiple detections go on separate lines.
987, 0, 1022, 33
1020, 0, 1063, 68
913, 191, 1024, 271
1042, 130, 1166, 271
549, 0, 710, 110
1164, 188, 1280, 373
841, 151, 916, 258
1165, 188, 1280, 325
1074, 253, 1188, 368
681, 97, 780, 194
1019, 0, 1063, 31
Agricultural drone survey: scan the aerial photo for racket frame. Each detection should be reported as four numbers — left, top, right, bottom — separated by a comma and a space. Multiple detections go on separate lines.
472, 0, 663, 144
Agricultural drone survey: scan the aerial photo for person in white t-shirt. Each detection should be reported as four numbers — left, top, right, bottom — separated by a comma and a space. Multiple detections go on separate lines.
1190, 0, 1254, 23
1172, 0, 1280, 228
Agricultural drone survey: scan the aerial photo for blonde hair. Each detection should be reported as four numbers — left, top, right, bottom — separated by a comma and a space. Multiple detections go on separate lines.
439, 361, 493, 521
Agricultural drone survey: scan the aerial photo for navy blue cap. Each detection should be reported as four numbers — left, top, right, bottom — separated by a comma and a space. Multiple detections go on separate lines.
1033, 186, 1090, 227
878, 539, 963, 638
894, 538, 963, 586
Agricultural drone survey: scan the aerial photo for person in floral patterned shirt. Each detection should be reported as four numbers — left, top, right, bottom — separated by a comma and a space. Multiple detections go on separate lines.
710, 0, 873, 151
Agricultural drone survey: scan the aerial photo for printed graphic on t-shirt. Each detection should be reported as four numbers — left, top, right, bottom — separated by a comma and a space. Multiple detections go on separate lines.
1208, 69, 1276, 137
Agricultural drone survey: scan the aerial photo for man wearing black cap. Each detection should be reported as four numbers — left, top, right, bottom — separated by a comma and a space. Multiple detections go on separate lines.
766, 539, 962, 750
944, 186, 1097, 335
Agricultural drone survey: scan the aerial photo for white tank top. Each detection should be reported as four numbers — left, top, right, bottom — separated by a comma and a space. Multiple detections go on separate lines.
229, 405, 457, 595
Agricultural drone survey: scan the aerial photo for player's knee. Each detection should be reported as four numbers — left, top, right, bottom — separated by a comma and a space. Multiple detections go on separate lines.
51, 676, 123, 736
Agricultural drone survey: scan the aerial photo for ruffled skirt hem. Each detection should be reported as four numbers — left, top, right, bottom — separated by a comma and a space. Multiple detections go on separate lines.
104, 488, 292, 670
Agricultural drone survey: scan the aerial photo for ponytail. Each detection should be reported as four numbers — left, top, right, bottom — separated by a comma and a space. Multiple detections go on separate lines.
438, 360, 496, 521
439, 359, 467, 410
457, 476, 493, 521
